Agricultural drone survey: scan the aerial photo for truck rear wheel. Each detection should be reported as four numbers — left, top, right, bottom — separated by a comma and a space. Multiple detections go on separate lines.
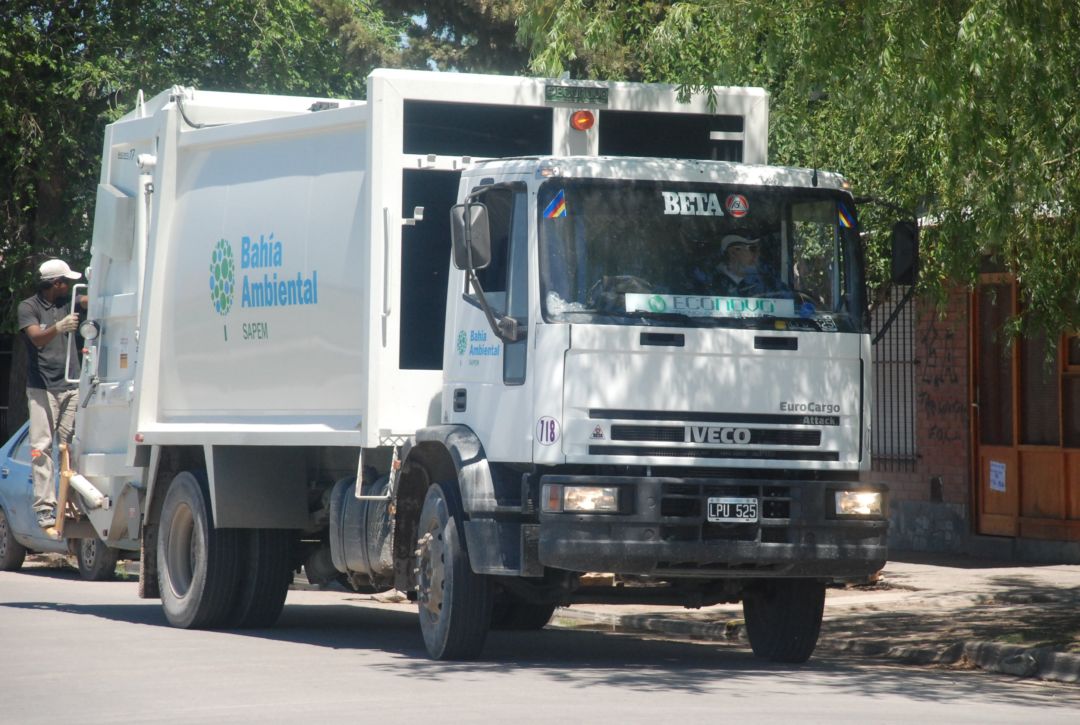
226, 528, 293, 628
0, 508, 26, 571
415, 482, 492, 659
76, 536, 119, 581
157, 471, 241, 629
742, 579, 826, 663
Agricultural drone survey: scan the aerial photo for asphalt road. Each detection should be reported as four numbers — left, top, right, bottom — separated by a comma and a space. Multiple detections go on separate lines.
3, 566, 1079, 724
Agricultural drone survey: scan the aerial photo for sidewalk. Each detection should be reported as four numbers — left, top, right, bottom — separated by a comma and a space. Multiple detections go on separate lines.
551, 551, 1080, 683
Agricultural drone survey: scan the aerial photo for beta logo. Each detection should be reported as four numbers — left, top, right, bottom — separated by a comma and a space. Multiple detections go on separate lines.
725, 194, 749, 218
647, 295, 667, 312
209, 239, 236, 316
456, 330, 468, 355
661, 191, 724, 216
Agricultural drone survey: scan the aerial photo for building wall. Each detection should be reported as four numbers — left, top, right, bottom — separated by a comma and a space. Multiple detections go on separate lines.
885, 287, 973, 552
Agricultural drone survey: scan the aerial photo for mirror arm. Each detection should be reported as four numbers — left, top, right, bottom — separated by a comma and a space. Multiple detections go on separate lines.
465, 269, 525, 344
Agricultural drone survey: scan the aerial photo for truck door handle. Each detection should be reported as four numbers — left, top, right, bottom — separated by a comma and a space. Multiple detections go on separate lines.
0, 467, 9, 478
453, 388, 467, 412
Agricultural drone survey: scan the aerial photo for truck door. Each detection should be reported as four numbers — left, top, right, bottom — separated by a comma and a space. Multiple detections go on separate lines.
447, 184, 532, 462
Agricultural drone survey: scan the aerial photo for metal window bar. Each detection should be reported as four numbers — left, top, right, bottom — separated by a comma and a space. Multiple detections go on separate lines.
871, 285, 917, 471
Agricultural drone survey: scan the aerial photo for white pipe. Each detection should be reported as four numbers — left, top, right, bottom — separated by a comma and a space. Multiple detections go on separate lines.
69, 474, 107, 510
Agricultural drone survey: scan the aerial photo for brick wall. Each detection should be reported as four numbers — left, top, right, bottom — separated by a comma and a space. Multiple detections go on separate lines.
886, 287, 973, 551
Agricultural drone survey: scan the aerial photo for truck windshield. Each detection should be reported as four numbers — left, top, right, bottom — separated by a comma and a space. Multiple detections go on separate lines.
538, 179, 866, 333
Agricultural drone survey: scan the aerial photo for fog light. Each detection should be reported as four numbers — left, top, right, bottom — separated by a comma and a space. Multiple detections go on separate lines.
542, 484, 619, 513
835, 491, 883, 517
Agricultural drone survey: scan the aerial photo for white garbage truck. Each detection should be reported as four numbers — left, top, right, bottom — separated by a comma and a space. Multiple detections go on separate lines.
71, 69, 901, 662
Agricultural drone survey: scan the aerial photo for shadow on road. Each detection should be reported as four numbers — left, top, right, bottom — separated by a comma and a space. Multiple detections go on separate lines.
2, 595, 1078, 709
822, 577, 1080, 652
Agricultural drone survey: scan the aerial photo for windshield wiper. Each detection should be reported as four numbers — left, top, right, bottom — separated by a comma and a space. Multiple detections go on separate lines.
630, 310, 695, 326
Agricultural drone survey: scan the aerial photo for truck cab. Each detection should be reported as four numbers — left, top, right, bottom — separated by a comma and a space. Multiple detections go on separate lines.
403, 155, 886, 660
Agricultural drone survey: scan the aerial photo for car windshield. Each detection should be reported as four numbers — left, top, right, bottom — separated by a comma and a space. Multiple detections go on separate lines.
538, 179, 866, 332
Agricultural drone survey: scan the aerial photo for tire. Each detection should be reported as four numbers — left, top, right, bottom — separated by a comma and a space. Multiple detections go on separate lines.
156, 471, 241, 629
491, 590, 557, 631
742, 579, 826, 664
0, 508, 26, 571
76, 536, 119, 581
226, 528, 293, 628
415, 482, 493, 660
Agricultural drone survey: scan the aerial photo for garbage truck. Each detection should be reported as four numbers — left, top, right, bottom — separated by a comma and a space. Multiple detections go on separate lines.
68, 69, 901, 662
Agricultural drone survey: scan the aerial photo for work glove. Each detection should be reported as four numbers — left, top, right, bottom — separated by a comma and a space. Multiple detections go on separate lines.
54, 313, 79, 334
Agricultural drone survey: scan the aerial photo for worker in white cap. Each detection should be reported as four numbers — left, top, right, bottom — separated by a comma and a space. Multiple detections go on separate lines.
16, 259, 85, 529
717, 234, 761, 289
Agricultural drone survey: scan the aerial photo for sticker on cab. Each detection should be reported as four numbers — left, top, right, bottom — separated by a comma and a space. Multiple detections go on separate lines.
725, 194, 749, 217
537, 416, 560, 446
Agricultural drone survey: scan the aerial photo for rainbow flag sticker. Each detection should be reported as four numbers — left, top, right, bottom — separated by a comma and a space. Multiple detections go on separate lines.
544, 189, 567, 218
838, 204, 855, 229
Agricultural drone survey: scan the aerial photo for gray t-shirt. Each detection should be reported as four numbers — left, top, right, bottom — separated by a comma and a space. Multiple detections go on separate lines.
17, 293, 80, 391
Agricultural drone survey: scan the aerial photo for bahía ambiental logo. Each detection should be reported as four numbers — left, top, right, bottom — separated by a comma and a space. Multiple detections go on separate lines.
209, 234, 320, 318
209, 238, 236, 316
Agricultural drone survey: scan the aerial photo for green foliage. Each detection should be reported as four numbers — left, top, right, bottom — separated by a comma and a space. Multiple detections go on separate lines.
380, 1, 529, 72
520, 0, 1080, 339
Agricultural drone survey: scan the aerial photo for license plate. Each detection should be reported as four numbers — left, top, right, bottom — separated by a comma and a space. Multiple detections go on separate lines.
707, 497, 759, 523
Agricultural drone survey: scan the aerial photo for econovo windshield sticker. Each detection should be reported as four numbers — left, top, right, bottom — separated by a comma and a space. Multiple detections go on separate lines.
626, 293, 796, 318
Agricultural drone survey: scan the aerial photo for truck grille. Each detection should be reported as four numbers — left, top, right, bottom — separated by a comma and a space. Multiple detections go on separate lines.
588, 445, 839, 462
588, 409, 838, 463
658, 482, 792, 544
611, 425, 820, 446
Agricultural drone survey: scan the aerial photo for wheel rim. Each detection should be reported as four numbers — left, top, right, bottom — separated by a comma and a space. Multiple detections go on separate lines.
416, 523, 447, 627
81, 539, 97, 569
165, 503, 196, 597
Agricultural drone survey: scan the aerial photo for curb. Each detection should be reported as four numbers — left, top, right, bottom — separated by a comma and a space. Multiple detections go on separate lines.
550, 608, 1080, 684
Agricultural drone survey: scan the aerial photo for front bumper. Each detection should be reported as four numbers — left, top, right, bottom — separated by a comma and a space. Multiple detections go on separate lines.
538, 475, 887, 580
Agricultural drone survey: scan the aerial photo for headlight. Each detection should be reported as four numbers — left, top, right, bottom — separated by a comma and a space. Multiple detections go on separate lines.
79, 319, 100, 341
834, 490, 883, 517
542, 484, 620, 513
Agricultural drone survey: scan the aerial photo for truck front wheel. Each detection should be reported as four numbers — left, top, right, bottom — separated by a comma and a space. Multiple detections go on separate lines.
157, 471, 241, 629
414, 482, 492, 659
742, 579, 826, 663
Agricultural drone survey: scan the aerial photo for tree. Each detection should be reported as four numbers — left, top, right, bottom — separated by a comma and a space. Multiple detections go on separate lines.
381, 1, 529, 72
519, 0, 1080, 337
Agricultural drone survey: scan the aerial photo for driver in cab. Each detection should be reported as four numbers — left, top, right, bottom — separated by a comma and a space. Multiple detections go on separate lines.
695, 233, 786, 297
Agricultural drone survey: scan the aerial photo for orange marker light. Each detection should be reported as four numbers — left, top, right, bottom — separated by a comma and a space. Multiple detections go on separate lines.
569, 110, 595, 131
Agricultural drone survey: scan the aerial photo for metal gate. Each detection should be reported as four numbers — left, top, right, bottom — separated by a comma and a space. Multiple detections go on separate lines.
871, 285, 917, 472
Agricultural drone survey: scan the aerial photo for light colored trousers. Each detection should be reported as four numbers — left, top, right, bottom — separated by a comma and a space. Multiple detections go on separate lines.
27, 387, 78, 513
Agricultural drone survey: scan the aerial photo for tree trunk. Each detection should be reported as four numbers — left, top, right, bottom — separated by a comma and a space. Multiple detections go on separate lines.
5, 333, 28, 439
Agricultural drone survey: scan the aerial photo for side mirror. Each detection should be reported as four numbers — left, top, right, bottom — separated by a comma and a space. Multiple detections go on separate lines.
890, 220, 918, 285
450, 203, 492, 270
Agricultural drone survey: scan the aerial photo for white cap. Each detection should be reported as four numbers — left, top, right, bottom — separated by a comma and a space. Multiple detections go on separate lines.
39, 259, 81, 281
720, 234, 759, 254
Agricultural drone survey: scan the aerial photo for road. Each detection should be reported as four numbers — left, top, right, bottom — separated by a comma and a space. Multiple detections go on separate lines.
2, 566, 1078, 724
